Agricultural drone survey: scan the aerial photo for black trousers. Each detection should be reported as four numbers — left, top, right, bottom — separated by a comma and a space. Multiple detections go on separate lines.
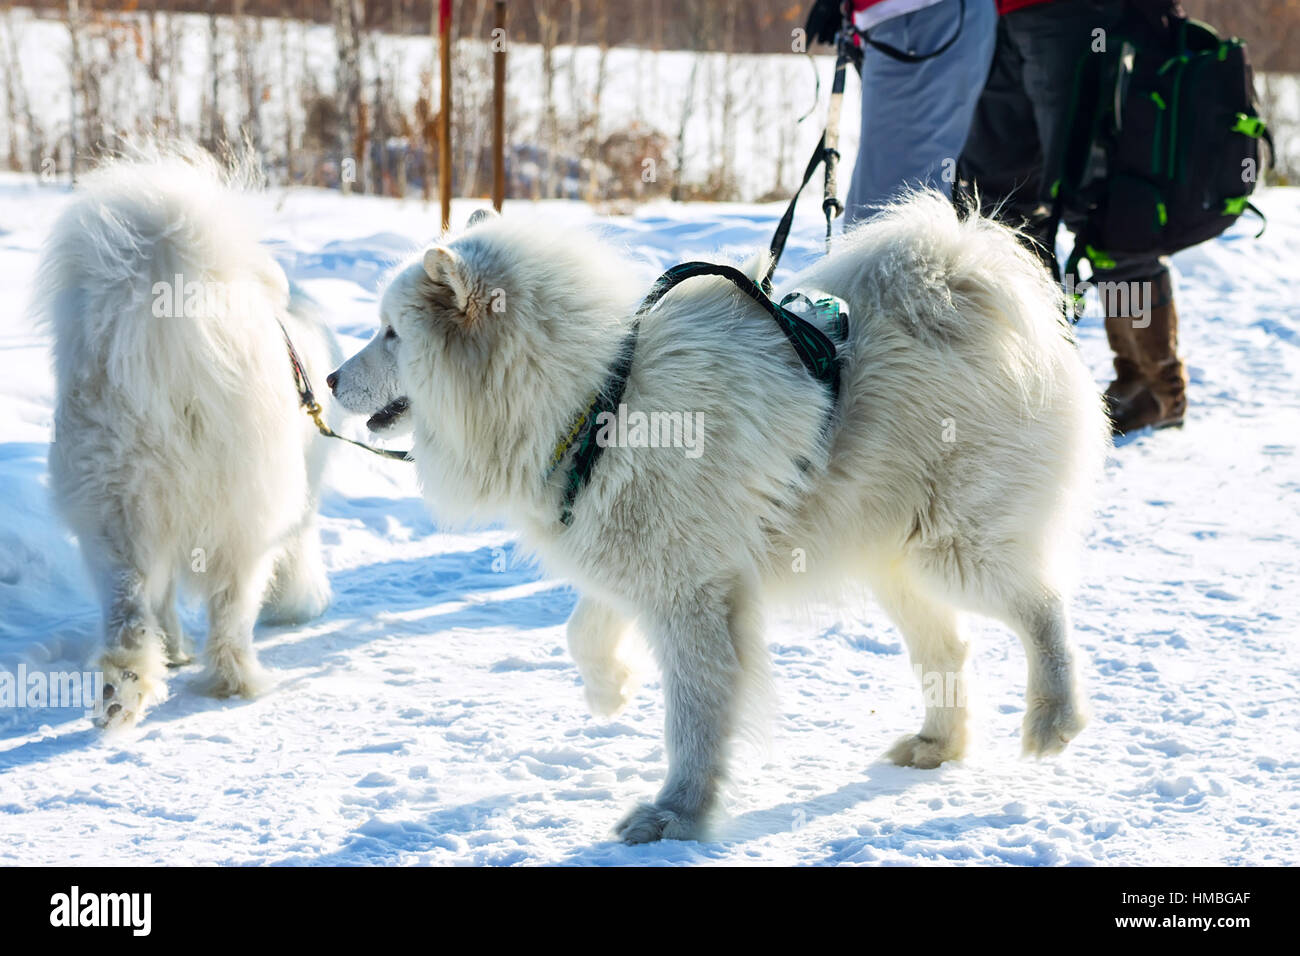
958, 0, 1168, 284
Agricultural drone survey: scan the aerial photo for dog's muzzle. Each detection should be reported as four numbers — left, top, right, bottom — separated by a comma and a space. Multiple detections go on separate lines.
366, 397, 410, 433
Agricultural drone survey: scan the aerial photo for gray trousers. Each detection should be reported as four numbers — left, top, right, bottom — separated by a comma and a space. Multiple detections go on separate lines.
844, 0, 998, 225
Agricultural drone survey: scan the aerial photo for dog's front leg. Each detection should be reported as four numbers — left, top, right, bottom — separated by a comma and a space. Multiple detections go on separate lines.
566, 596, 634, 718
95, 564, 170, 728
615, 593, 739, 844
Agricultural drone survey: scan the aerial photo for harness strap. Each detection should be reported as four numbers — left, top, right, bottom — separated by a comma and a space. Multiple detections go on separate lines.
279, 321, 412, 462
549, 327, 639, 527
652, 262, 841, 396
549, 261, 843, 527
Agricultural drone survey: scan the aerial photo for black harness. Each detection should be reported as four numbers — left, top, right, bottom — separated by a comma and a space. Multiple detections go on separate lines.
547, 261, 845, 527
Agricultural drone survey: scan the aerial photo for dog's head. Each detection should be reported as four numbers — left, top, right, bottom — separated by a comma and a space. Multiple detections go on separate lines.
329, 212, 646, 520
325, 308, 411, 435
327, 249, 499, 437
327, 210, 508, 436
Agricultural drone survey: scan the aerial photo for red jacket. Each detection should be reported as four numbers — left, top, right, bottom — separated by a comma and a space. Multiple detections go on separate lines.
852, 1, 1054, 17
997, 1, 1184, 18
998, 0, 1053, 13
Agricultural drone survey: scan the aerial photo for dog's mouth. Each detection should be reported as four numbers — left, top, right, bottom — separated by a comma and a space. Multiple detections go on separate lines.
367, 396, 410, 433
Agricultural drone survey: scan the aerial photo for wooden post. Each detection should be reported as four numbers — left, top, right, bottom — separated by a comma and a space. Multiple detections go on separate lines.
492, 0, 506, 212
438, 0, 452, 231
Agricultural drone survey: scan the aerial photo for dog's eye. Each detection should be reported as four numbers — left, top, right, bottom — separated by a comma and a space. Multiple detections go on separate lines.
384, 327, 398, 341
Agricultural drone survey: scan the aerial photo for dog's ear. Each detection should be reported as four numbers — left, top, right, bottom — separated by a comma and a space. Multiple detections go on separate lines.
466, 208, 498, 228
423, 246, 484, 326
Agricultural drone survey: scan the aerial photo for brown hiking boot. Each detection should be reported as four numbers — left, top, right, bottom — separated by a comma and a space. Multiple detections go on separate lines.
1103, 314, 1145, 409
1103, 272, 1187, 435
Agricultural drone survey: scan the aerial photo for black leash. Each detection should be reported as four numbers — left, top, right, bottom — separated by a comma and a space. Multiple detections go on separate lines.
550, 260, 843, 527
764, 131, 831, 294
768, 0, 970, 286
765, 3, 856, 287
279, 321, 413, 462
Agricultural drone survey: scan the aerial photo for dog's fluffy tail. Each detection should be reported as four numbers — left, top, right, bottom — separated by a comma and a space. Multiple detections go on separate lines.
842, 191, 1066, 358
36, 144, 290, 416
799, 189, 1111, 585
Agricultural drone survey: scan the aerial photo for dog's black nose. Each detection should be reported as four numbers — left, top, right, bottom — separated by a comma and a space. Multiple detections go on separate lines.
326, 371, 338, 392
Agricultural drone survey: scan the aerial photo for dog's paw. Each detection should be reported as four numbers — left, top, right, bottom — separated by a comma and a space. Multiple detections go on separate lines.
1022, 694, 1087, 757
582, 661, 633, 719
614, 803, 701, 845
165, 633, 196, 668
886, 732, 963, 769
96, 653, 168, 730
259, 575, 331, 626
193, 647, 273, 699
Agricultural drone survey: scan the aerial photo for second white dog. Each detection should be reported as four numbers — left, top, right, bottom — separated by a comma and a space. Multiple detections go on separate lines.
38, 150, 340, 728
330, 194, 1111, 843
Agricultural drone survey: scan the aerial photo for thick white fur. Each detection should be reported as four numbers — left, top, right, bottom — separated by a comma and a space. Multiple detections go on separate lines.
37, 149, 341, 728
331, 193, 1111, 843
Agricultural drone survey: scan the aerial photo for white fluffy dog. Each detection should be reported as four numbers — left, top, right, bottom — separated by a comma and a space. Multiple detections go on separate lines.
37, 150, 340, 728
329, 194, 1110, 843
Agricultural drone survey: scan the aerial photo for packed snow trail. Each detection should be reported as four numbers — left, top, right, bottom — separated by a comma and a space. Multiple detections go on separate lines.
0, 178, 1297, 865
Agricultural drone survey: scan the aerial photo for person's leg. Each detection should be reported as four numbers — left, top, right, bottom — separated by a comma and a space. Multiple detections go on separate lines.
844, 0, 998, 224
1013, 0, 1185, 431
953, 11, 1044, 240
1095, 256, 1187, 433
991, 1, 1187, 430
963, 0, 1118, 270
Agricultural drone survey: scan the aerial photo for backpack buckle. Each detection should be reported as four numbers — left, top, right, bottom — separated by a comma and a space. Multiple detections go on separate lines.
1222, 196, 1249, 216
1231, 113, 1266, 138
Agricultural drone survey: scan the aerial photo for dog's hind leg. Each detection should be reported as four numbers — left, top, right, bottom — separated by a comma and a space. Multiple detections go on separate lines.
873, 568, 970, 769
259, 516, 331, 626
996, 588, 1087, 757
566, 596, 635, 718
908, 539, 1087, 759
615, 582, 764, 844
194, 552, 275, 699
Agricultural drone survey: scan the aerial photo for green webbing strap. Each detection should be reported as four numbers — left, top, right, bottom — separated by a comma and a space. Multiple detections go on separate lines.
552, 325, 639, 527
1062, 239, 1118, 325
1223, 195, 1249, 216
651, 262, 840, 393
1063, 242, 1087, 322
1085, 244, 1117, 270
1225, 199, 1268, 238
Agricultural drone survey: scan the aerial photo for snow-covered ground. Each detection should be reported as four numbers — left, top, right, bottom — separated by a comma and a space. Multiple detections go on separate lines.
0, 176, 1297, 866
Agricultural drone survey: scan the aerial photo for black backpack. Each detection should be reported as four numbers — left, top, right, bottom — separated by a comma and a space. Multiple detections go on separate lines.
1052, 10, 1272, 285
